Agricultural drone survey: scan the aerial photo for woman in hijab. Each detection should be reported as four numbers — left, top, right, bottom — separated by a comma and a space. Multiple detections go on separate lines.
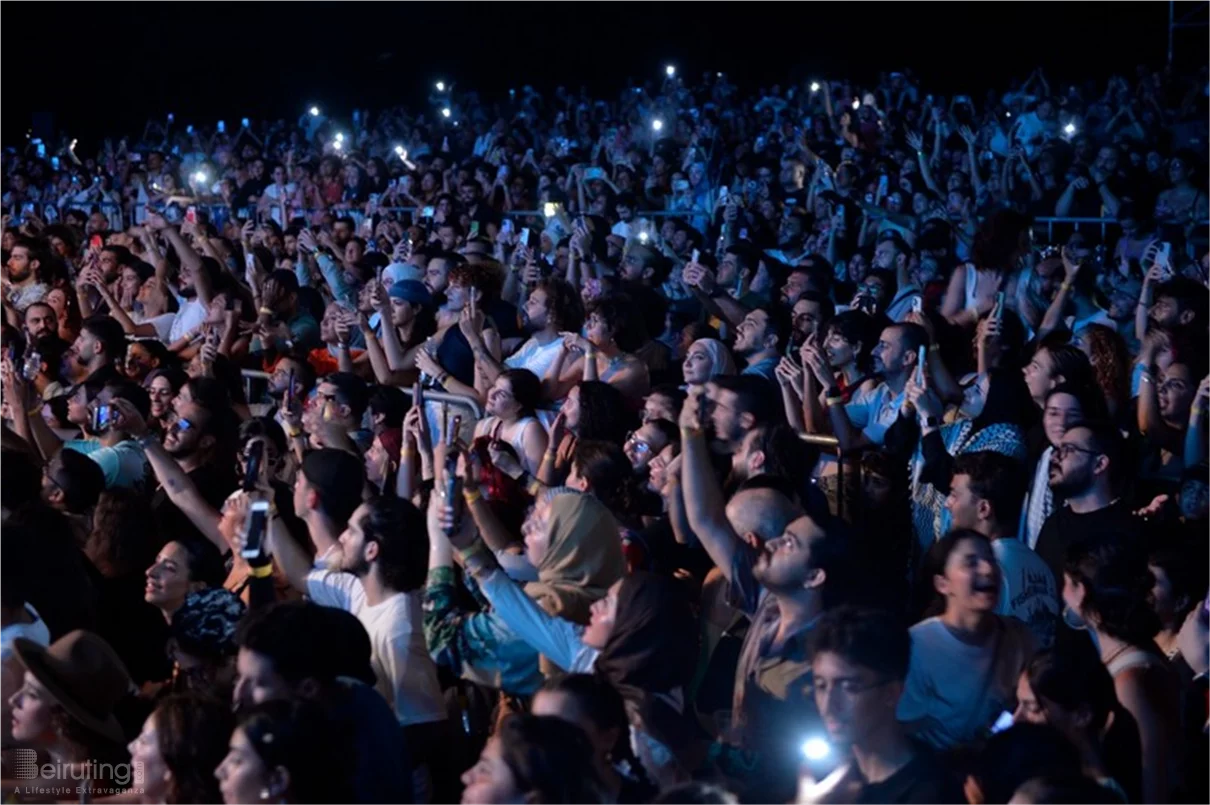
681, 338, 736, 390
424, 488, 626, 701
443, 503, 704, 790
893, 367, 1033, 553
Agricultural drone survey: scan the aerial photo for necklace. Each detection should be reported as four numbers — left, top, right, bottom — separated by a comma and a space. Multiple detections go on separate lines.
1101, 643, 1131, 668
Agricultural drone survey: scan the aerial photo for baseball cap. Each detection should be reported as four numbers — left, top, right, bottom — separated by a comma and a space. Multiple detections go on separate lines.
388, 279, 432, 307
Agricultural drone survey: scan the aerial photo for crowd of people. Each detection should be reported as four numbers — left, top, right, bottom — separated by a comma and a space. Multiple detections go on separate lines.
0, 59, 1207, 804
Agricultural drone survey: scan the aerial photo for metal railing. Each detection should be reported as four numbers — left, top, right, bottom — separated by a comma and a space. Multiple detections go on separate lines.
1033, 216, 1210, 245
239, 367, 482, 423
800, 432, 853, 520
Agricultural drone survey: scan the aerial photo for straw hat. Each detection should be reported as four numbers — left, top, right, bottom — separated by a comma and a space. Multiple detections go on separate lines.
13, 630, 132, 745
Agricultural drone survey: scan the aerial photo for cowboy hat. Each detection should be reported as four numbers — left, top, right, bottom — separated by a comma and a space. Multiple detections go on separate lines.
13, 630, 132, 746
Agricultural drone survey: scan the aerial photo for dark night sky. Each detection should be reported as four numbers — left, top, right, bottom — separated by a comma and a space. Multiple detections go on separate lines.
3, 2, 1205, 148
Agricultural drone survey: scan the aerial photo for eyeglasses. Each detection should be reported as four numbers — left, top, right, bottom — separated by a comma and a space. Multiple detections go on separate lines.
624, 431, 653, 454
1054, 443, 1100, 460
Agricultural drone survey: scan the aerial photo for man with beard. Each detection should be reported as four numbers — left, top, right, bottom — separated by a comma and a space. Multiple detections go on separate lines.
728, 423, 829, 522
1034, 420, 1143, 588
145, 211, 215, 346
733, 307, 789, 383
475, 278, 584, 390
679, 390, 853, 802
69, 315, 125, 393
706, 374, 782, 454
143, 389, 239, 549
265, 474, 448, 731
23, 301, 56, 342
3, 237, 49, 315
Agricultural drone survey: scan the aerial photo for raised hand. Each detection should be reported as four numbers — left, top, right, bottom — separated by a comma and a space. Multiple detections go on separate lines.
775, 356, 804, 388
905, 129, 924, 152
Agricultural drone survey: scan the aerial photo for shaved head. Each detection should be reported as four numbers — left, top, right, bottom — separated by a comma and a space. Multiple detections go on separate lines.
726, 488, 803, 542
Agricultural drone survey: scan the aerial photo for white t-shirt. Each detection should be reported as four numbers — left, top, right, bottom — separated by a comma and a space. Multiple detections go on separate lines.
134, 312, 177, 342
844, 382, 906, 445
897, 616, 1033, 750
992, 538, 1058, 650
306, 569, 447, 726
168, 298, 207, 343
505, 337, 564, 381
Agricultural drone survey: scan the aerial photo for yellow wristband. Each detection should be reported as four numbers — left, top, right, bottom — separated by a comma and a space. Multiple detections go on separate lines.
248, 563, 274, 579
526, 477, 542, 496
463, 488, 482, 505
826, 396, 845, 407
1059, 281, 1073, 293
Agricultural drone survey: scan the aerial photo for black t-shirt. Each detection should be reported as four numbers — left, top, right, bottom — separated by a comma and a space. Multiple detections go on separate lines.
1035, 499, 1144, 587
848, 745, 965, 804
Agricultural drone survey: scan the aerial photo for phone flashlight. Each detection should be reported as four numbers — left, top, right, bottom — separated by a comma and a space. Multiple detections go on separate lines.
217, 120, 226, 133
441, 107, 452, 118
851, 98, 861, 110
394, 145, 405, 155
193, 171, 208, 185
801, 736, 831, 762
810, 81, 821, 93
1064, 122, 1077, 136
309, 106, 320, 117
167, 113, 175, 122
651, 119, 664, 132
333, 140, 343, 152
335, 132, 344, 142
638, 231, 649, 243
665, 65, 676, 77
435, 81, 446, 92
241, 117, 250, 128
543, 202, 557, 218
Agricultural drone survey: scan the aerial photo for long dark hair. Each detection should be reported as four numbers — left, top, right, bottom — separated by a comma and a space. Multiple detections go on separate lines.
494, 714, 610, 804
154, 694, 233, 804
1064, 536, 1161, 649
571, 440, 637, 521
238, 699, 354, 804
86, 488, 159, 579
575, 381, 632, 444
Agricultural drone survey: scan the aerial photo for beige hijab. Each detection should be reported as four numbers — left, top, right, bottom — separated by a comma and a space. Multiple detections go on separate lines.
525, 492, 626, 625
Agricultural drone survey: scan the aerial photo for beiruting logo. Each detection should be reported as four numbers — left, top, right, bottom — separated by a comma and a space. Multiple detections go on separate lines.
9, 749, 144, 787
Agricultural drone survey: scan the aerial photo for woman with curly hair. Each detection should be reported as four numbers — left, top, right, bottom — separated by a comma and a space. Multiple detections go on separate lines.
544, 295, 650, 404
1073, 323, 1132, 421
1062, 535, 1183, 803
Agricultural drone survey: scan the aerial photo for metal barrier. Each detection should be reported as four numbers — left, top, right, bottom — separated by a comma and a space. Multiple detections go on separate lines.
238, 368, 482, 424
800, 432, 852, 520
1033, 216, 1210, 246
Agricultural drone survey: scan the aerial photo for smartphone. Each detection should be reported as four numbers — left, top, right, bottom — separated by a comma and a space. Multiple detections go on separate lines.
89, 234, 104, 251
520, 227, 532, 248
499, 219, 514, 237
911, 296, 923, 315
989, 710, 1014, 734
696, 389, 710, 428
718, 185, 729, 202
22, 350, 41, 382
217, 120, 226, 134
241, 118, 251, 129
412, 380, 422, 409
691, 249, 700, 264
240, 500, 271, 559
1155, 242, 1173, 278
368, 193, 380, 207
673, 179, 690, 192
992, 291, 1006, 324
35, 142, 46, 158
185, 206, 197, 225
50, 156, 60, 170
584, 167, 606, 181
915, 345, 927, 385
469, 221, 480, 239
877, 175, 889, 197
243, 440, 264, 492
285, 370, 296, 409
421, 206, 435, 219
91, 404, 112, 434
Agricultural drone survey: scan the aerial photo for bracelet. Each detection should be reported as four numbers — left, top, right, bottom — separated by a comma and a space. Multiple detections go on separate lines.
463, 487, 482, 505
826, 395, 845, 407
258, 307, 273, 316
526, 476, 543, 496
284, 424, 303, 438
456, 539, 493, 567
437, 372, 449, 386
248, 563, 275, 579
1059, 281, 1073, 293
680, 426, 703, 438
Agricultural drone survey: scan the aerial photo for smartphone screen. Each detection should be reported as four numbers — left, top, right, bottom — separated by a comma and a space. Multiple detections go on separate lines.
916, 346, 927, 385
286, 370, 296, 409
243, 441, 264, 492
241, 501, 271, 558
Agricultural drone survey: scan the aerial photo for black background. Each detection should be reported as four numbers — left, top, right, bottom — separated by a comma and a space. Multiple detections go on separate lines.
3, 2, 1205, 149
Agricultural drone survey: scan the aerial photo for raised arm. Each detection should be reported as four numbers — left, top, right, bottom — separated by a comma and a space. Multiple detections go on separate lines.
679, 389, 740, 581
1186, 378, 1209, 468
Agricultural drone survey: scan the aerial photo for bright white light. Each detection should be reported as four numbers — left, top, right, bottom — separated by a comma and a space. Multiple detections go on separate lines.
1064, 122, 1077, 135
652, 119, 664, 132
309, 106, 320, 117
852, 98, 861, 110
543, 202, 557, 218
70, 139, 78, 150
801, 737, 831, 762
665, 65, 676, 77
810, 82, 821, 93
441, 107, 452, 118
1006, 111, 1013, 118
638, 231, 649, 243
193, 171, 208, 184
394, 145, 405, 155
435, 81, 446, 92
335, 132, 344, 143
333, 140, 343, 152
716, 72, 723, 78
399, 149, 408, 161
